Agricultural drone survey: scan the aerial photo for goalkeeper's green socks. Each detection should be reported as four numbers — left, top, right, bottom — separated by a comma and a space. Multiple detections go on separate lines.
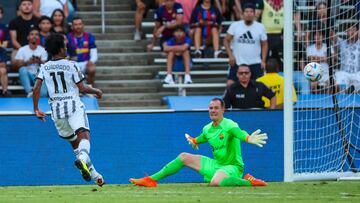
219, 177, 252, 186
150, 156, 184, 181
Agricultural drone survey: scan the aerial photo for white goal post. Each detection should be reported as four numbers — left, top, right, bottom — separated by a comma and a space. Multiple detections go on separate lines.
284, 0, 360, 182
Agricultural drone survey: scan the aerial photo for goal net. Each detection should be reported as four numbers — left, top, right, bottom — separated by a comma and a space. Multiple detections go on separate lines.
292, 0, 360, 181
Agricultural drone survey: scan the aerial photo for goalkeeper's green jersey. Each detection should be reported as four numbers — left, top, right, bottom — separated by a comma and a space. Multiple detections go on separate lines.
195, 118, 249, 167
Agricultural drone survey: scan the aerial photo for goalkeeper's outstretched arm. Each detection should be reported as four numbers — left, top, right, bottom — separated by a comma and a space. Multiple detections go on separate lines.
230, 128, 268, 147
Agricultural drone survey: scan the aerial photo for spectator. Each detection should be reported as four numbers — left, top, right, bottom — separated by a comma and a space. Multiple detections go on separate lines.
239, 0, 263, 20
306, 30, 331, 93
51, 9, 69, 34
261, 0, 283, 68
163, 26, 192, 84
256, 59, 297, 109
191, 0, 222, 58
0, 47, 10, 97
38, 16, 53, 46
33, 0, 69, 18
175, 0, 198, 34
220, 0, 263, 21
67, 17, 97, 85
0, 5, 10, 97
14, 28, 47, 97
223, 64, 276, 109
335, 24, 360, 93
133, 0, 162, 41
9, 0, 39, 66
147, 0, 184, 52
0, 5, 9, 49
305, 1, 336, 48
224, 3, 267, 86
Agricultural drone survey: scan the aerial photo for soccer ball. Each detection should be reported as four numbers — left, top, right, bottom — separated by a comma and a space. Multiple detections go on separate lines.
303, 62, 323, 82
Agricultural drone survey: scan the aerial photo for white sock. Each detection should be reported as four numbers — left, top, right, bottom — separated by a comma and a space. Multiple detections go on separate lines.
78, 139, 90, 163
87, 161, 100, 180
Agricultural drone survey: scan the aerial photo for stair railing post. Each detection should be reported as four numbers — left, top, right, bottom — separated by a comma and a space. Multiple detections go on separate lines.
101, 0, 105, 34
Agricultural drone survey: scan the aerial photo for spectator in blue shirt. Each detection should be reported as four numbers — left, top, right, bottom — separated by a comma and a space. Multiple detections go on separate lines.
163, 26, 192, 84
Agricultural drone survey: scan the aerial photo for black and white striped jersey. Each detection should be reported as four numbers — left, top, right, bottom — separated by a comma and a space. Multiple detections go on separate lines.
37, 58, 85, 119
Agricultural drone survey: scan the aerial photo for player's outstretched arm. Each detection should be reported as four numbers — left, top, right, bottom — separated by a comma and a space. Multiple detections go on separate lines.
230, 128, 268, 147
33, 79, 46, 122
246, 129, 268, 148
185, 133, 199, 150
76, 82, 103, 99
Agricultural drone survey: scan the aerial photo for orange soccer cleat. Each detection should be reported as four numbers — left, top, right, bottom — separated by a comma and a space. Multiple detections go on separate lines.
129, 176, 157, 187
244, 173, 268, 186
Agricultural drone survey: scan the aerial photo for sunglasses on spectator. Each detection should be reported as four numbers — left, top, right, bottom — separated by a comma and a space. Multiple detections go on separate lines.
237, 71, 250, 75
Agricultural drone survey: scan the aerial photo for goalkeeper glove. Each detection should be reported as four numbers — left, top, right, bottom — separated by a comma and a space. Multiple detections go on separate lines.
185, 133, 199, 150
246, 129, 268, 147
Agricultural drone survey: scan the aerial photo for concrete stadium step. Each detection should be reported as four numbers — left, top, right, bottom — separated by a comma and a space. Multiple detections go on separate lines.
95, 79, 161, 88
96, 40, 147, 48
99, 106, 168, 110
78, 0, 133, 5
99, 99, 162, 107
83, 18, 134, 26
97, 59, 151, 66
96, 73, 153, 80
100, 86, 158, 94
101, 92, 176, 100
98, 46, 144, 53
94, 33, 134, 40
77, 4, 131, 11
77, 11, 135, 19
96, 65, 163, 74
97, 52, 162, 60
85, 25, 152, 34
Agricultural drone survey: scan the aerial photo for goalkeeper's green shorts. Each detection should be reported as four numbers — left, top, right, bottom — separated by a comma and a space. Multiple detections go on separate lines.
199, 156, 244, 183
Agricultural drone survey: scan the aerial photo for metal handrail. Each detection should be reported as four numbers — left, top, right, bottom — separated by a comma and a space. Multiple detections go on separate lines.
101, 0, 105, 33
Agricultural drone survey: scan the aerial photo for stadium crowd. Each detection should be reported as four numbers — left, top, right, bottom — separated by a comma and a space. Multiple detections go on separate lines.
133, 0, 360, 109
0, 0, 359, 110
0, 0, 96, 98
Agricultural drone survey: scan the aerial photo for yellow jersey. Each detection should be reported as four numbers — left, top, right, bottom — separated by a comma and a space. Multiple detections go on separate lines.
256, 73, 297, 108
261, 1, 284, 34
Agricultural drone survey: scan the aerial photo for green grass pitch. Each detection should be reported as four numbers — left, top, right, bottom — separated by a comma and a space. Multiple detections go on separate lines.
1, 182, 359, 203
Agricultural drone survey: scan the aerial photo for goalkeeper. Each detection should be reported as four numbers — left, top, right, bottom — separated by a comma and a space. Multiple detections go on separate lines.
130, 98, 268, 187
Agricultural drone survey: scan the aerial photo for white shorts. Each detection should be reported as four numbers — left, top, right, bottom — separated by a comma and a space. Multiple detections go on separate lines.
53, 106, 90, 140
76, 61, 88, 74
335, 71, 360, 91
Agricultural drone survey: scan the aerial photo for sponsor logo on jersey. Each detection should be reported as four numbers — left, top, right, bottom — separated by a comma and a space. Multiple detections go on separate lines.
219, 134, 224, 140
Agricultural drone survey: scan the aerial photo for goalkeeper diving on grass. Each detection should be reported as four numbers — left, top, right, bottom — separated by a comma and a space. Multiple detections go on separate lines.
130, 98, 268, 187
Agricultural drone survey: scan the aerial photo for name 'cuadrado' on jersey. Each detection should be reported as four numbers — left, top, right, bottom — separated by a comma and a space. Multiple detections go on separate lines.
36, 59, 85, 119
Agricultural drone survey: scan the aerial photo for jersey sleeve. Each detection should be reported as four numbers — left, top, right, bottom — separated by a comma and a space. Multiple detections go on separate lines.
72, 63, 85, 84
195, 132, 208, 144
15, 48, 23, 60
260, 24, 268, 41
227, 22, 236, 36
175, 3, 184, 15
261, 82, 276, 99
223, 88, 232, 109
184, 36, 191, 46
40, 48, 48, 61
89, 33, 97, 49
215, 8, 222, 26
190, 6, 200, 27
229, 127, 249, 142
36, 64, 45, 81
154, 8, 161, 22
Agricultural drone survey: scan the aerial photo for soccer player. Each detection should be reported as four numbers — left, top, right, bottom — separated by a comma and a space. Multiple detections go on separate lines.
32, 33, 105, 186
130, 98, 268, 187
